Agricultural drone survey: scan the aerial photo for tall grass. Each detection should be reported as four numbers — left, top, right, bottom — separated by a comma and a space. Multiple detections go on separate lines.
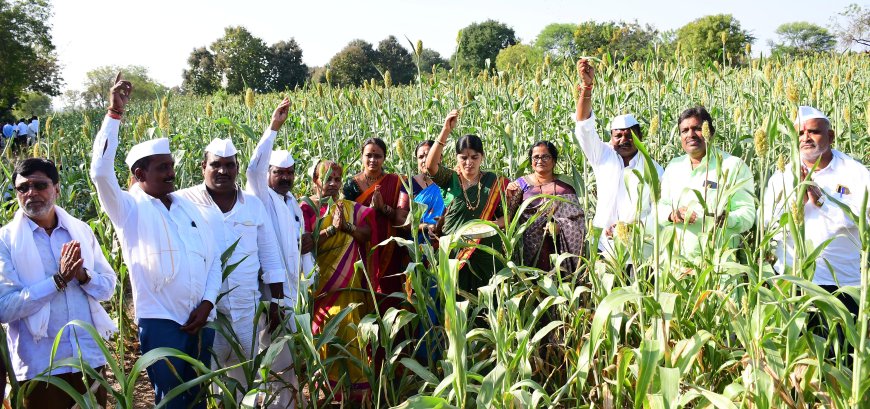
1, 50, 869, 408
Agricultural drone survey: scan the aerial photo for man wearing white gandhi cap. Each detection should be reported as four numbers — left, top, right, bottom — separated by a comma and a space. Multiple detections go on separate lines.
89, 73, 222, 408
573, 58, 663, 259
177, 133, 285, 398
763, 105, 870, 321
244, 98, 313, 407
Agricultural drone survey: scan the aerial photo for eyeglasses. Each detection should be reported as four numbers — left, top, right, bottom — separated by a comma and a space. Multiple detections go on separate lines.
15, 181, 50, 193
532, 155, 553, 163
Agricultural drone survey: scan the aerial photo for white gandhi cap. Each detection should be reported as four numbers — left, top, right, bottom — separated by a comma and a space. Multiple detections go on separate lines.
125, 138, 171, 169
794, 106, 829, 126
269, 150, 295, 168
609, 114, 639, 130
204, 138, 238, 158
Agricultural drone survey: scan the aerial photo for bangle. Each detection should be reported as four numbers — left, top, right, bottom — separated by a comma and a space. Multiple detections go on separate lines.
107, 111, 122, 120
325, 226, 337, 237
344, 222, 356, 233
578, 83, 594, 90
436, 140, 447, 147
107, 107, 123, 118
53, 273, 67, 292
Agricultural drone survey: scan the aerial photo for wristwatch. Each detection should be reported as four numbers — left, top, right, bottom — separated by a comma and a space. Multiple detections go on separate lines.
814, 195, 826, 207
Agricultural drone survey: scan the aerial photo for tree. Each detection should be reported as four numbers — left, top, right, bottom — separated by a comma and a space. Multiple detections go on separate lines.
81, 65, 167, 108
676, 14, 754, 65
572, 20, 659, 62
455, 20, 517, 71
327, 39, 380, 87
535, 23, 578, 60
13, 91, 51, 118
375, 35, 415, 85
266, 39, 309, 92
0, 0, 63, 118
418, 48, 450, 72
211, 26, 270, 93
495, 43, 543, 71
182, 47, 221, 95
830, 3, 870, 49
769, 22, 836, 56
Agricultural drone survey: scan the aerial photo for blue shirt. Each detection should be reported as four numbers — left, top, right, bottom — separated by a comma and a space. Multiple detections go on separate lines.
1, 124, 12, 138
0, 216, 116, 381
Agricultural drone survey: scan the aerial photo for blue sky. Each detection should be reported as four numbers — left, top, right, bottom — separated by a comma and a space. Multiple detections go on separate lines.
50, 0, 855, 94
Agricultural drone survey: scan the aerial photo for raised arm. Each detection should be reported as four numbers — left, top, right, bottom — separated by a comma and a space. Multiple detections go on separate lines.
246, 98, 290, 200
426, 110, 459, 177
89, 73, 135, 226
573, 59, 611, 167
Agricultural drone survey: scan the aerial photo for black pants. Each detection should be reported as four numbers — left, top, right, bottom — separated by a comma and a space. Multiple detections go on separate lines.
808, 285, 859, 364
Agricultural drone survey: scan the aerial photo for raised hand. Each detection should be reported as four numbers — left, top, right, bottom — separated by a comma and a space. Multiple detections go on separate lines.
442, 109, 459, 134
577, 59, 595, 87
270, 98, 291, 131
109, 72, 133, 114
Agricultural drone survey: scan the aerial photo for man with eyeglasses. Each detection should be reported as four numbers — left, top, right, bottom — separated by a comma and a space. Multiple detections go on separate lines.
243, 98, 314, 407
0, 158, 117, 408
573, 59, 664, 260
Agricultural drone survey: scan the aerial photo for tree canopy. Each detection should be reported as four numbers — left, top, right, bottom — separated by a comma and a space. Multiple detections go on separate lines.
328, 39, 381, 87
769, 22, 836, 56
267, 39, 309, 92
182, 47, 221, 96
211, 26, 270, 93
0, 0, 62, 119
82, 65, 167, 109
375, 36, 415, 85
676, 14, 754, 65
573, 20, 659, 62
454, 20, 518, 71
496, 44, 543, 72
535, 23, 578, 60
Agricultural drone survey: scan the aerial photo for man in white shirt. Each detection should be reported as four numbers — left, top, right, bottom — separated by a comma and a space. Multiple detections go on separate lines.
653, 106, 756, 266
0, 158, 117, 409
89, 74, 222, 409
245, 98, 314, 407
763, 106, 869, 318
178, 135, 285, 397
573, 59, 664, 260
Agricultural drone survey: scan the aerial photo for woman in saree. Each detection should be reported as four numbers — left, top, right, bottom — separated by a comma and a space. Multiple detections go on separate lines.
506, 141, 586, 272
411, 140, 450, 243
300, 160, 374, 402
343, 138, 410, 312
424, 110, 509, 295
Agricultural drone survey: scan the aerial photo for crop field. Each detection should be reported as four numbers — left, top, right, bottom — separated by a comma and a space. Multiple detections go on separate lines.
1, 51, 870, 408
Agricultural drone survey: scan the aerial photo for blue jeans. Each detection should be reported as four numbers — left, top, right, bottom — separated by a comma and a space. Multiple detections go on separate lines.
138, 319, 215, 409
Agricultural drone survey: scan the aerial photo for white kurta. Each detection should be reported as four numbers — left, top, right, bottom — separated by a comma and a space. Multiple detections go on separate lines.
573, 114, 663, 254
763, 150, 870, 286
90, 116, 222, 325
245, 129, 314, 311
178, 184, 285, 321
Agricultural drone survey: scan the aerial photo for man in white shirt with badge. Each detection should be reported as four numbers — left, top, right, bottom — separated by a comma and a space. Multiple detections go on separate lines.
573, 58, 664, 259
246, 98, 315, 407
763, 106, 870, 318
90, 73, 222, 409
0, 158, 117, 408
178, 135, 285, 398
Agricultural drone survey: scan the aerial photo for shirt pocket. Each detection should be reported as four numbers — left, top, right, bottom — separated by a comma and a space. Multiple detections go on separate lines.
231, 221, 258, 258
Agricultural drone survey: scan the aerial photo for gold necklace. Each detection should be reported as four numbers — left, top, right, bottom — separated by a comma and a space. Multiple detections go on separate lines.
364, 171, 383, 186
462, 172, 483, 211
